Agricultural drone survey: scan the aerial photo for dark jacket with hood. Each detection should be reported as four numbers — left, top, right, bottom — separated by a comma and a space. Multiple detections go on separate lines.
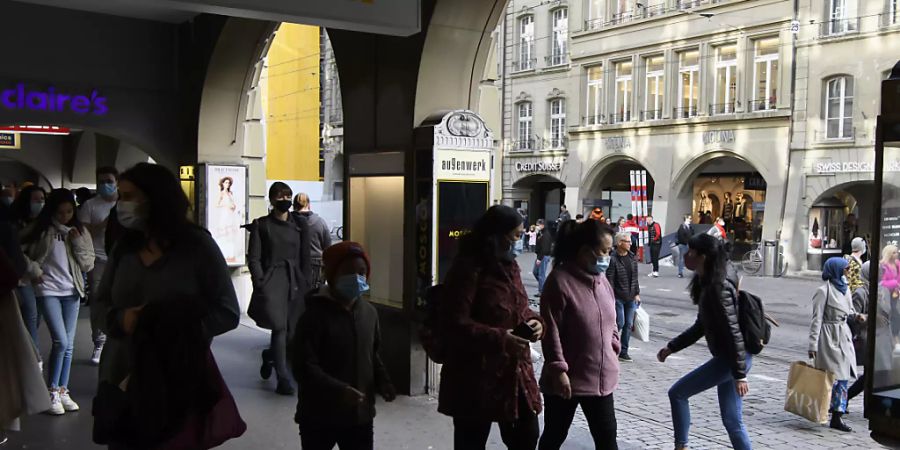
291, 286, 393, 428
667, 264, 748, 379
607, 251, 640, 302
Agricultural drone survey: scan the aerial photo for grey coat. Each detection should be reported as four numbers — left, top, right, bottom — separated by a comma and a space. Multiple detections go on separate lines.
809, 282, 858, 380
0, 290, 50, 430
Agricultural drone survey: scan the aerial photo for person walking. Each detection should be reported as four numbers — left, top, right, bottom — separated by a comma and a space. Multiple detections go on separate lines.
809, 257, 865, 432
647, 216, 662, 278
438, 205, 544, 450
21, 189, 95, 415
94, 163, 240, 422
676, 215, 694, 279
557, 205, 571, 224
525, 225, 537, 253
291, 241, 396, 450
293, 193, 332, 288
844, 237, 867, 293
848, 261, 879, 402
607, 232, 640, 362
249, 182, 312, 395
657, 233, 751, 450
706, 217, 727, 241
11, 185, 46, 363
539, 220, 620, 450
624, 215, 640, 253
879, 245, 900, 351
533, 219, 553, 299
77, 166, 119, 365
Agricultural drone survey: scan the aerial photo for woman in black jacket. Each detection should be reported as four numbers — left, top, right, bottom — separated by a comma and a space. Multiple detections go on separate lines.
657, 233, 750, 450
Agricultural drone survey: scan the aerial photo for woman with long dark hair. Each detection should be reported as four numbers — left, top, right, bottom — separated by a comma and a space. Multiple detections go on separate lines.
539, 219, 620, 449
94, 163, 240, 424
657, 233, 751, 450
11, 185, 47, 359
438, 205, 544, 450
21, 189, 95, 415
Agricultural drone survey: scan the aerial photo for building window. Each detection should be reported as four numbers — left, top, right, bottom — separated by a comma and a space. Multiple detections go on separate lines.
713, 44, 737, 115
613, 60, 633, 123
549, 9, 568, 66
587, 0, 604, 29
752, 37, 779, 111
586, 66, 604, 125
611, 0, 633, 24
826, 0, 857, 35
677, 49, 700, 118
824, 76, 853, 139
644, 55, 665, 121
884, 0, 899, 26
550, 99, 567, 148
517, 102, 534, 150
517, 16, 535, 71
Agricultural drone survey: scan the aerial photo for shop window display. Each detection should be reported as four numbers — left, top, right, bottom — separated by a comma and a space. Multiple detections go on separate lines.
692, 174, 766, 254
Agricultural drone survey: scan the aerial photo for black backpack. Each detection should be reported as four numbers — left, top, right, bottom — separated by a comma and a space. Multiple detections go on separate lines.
736, 290, 777, 354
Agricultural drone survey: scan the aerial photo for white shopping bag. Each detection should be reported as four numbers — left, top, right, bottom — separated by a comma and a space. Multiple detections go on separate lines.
632, 305, 650, 342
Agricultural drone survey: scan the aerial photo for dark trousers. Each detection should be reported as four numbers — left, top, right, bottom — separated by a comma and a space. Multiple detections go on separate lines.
849, 372, 865, 400
649, 243, 661, 272
299, 422, 374, 450
265, 329, 292, 384
452, 398, 539, 450
539, 394, 617, 450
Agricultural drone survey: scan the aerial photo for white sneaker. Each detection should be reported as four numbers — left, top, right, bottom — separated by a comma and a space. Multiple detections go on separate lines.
91, 345, 103, 365
46, 390, 65, 415
647, 272, 655, 278
59, 389, 80, 412
38, 360, 43, 372
653, 272, 660, 278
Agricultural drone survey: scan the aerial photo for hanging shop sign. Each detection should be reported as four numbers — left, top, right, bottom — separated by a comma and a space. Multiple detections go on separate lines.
0, 132, 18, 149
814, 160, 900, 173
435, 149, 490, 181
0, 125, 70, 135
515, 161, 563, 173
1, 84, 108, 116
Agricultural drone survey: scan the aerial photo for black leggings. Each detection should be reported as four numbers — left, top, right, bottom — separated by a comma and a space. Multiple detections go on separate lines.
269, 329, 291, 383
453, 396, 539, 450
539, 394, 617, 450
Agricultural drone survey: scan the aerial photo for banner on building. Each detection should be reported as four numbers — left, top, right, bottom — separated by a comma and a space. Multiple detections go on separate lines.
201, 164, 248, 267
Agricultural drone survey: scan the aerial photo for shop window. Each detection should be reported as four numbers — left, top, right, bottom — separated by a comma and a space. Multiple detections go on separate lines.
549, 9, 568, 66
550, 98, 567, 148
677, 49, 700, 118
644, 55, 665, 121
613, 60, 633, 123
586, 65, 604, 125
517, 15, 535, 71
713, 44, 738, 115
824, 76, 854, 140
752, 37, 779, 112
517, 102, 534, 150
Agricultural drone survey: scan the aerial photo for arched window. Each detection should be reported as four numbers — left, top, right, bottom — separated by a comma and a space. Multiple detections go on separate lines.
824, 76, 853, 139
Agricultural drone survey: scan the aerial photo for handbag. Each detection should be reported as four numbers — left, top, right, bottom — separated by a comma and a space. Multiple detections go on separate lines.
784, 361, 836, 424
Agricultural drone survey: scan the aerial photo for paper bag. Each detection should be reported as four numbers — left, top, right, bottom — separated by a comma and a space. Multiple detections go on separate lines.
784, 361, 835, 424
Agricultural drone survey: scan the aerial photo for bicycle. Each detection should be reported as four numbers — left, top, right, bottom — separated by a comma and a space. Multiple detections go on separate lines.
740, 241, 788, 277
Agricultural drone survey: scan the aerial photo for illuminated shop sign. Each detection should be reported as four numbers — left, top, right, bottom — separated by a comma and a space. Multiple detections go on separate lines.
515, 161, 563, 172
0, 125, 70, 135
1, 84, 108, 116
0, 132, 18, 149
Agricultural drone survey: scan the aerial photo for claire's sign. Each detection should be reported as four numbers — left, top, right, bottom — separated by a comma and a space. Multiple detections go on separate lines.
1, 83, 108, 116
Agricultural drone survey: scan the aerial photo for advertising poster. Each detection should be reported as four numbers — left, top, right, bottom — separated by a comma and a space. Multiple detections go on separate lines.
205, 165, 247, 267
436, 181, 489, 283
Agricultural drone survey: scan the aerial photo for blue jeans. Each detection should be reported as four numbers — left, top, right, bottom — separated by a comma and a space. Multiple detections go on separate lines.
677, 244, 689, 275
669, 356, 753, 450
533, 256, 551, 294
38, 295, 80, 389
615, 299, 637, 356
17, 285, 40, 354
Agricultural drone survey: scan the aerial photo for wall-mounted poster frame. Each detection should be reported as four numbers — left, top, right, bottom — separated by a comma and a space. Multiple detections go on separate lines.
198, 164, 249, 267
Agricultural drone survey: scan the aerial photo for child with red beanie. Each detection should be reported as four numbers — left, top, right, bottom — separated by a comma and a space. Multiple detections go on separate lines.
291, 241, 396, 450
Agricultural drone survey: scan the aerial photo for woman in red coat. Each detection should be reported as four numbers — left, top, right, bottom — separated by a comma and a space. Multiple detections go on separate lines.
438, 205, 545, 450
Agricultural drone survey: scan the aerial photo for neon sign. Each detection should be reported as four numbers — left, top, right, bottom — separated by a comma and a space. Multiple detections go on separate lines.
1, 84, 108, 116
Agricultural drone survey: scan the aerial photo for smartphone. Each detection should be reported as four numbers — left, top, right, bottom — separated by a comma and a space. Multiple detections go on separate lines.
512, 321, 534, 340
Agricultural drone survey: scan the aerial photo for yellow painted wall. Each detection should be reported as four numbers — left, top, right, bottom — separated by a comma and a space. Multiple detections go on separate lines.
264, 24, 320, 181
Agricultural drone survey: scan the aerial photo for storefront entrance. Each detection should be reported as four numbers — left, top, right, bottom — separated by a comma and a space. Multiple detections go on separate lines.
583, 159, 655, 224
511, 175, 566, 231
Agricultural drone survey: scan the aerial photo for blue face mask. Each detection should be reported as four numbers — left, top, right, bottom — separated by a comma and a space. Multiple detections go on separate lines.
591, 255, 611, 274
98, 182, 117, 198
335, 274, 370, 304
30, 201, 44, 218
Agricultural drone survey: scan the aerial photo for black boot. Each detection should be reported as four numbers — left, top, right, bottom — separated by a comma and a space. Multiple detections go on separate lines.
275, 378, 295, 396
830, 412, 852, 432
260, 349, 273, 380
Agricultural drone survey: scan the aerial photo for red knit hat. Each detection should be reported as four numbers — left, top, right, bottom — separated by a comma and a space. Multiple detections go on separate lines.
322, 241, 371, 281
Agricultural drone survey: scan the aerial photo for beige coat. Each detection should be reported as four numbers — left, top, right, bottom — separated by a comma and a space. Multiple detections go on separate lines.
809, 282, 858, 380
0, 290, 51, 430
22, 225, 94, 298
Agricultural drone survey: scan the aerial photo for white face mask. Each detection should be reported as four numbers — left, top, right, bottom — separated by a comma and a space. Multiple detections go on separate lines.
117, 201, 147, 231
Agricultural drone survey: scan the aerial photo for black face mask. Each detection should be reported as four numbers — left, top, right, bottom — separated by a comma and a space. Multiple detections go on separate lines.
273, 200, 292, 213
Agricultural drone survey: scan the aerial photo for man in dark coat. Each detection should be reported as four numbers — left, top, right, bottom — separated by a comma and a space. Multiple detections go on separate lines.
533, 219, 553, 298
676, 215, 694, 278
607, 232, 641, 362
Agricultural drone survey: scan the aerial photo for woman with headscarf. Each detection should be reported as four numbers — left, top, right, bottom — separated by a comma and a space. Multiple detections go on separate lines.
808, 257, 866, 432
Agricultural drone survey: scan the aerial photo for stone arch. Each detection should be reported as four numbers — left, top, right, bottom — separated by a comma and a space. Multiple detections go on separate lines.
582, 153, 659, 193
512, 173, 565, 189
671, 150, 773, 197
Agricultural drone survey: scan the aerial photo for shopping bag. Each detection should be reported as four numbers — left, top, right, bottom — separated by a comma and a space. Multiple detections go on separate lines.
632, 305, 650, 342
784, 361, 836, 424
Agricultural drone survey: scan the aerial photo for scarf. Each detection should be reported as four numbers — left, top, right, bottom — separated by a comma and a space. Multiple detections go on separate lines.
823, 257, 849, 295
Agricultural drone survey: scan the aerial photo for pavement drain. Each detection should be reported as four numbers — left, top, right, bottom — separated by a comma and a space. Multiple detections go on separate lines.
655, 311, 680, 317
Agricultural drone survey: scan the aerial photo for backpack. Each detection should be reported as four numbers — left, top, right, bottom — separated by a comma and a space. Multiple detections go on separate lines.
419, 284, 447, 364
736, 290, 777, 354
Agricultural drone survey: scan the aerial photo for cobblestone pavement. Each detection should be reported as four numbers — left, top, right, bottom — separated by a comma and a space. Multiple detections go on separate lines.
518, 251, 887, 449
